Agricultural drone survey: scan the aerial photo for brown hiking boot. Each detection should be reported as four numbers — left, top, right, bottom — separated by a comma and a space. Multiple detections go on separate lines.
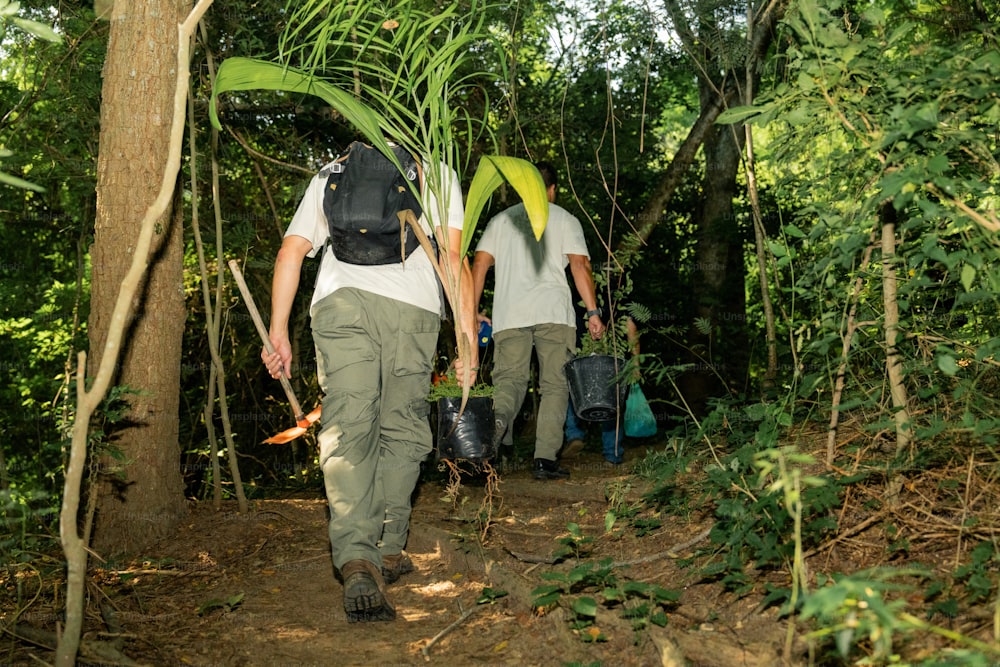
561, 438, 585, 460
341, 559, 395, 622
381, 551, 415, 584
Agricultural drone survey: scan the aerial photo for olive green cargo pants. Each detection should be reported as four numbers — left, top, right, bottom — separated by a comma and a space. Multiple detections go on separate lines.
491, 323, 576, 462
311, 288, 439, 571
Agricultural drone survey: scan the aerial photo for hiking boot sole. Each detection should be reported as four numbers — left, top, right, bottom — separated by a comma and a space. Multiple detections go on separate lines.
346, 607, 396, 623
342, 561, 396, 622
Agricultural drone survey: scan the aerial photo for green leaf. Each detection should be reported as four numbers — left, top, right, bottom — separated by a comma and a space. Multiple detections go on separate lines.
653, 587, 681, 603
767, 240, 787, 257
0, 170, 45, 192
572, 596, 598, 617
783, 224, 807, 239
11, 17, 61, 42
936, 354, 960, 376
960, 264, 976, 291
477, 586, 508, 604
601, 586, 622, 602
197, 598, 225, 616
649, 610, 669, 627
716, 105, 766, 125
621, 581, 651, 595
210, 58, 548, 258
210, 58, 385, 145
927, 154, 949, 175
531, 583, 563, 597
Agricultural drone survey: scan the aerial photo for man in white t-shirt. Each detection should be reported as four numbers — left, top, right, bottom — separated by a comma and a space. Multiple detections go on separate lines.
472, 161, 604, 480
261, 142, 477, 622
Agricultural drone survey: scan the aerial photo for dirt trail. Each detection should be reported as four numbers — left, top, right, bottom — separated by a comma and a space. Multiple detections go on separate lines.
4, 446, 787, 666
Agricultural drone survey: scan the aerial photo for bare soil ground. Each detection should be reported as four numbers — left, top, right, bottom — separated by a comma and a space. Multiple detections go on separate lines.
3, 431, 991, 666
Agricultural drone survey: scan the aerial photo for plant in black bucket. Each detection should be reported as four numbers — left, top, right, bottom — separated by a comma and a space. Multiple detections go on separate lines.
427, 372, 500, 541
428, 371, 495, 463
566, 310, 638, 423
565, 352, 630, 422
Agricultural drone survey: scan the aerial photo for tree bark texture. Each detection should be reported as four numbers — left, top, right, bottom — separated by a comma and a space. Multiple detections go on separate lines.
89, 0, 192, 555
682, 108, 748, 410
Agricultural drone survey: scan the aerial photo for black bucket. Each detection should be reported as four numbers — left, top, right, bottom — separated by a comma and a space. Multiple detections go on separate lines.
436, 396, 496, 462
564, 355, 628, 422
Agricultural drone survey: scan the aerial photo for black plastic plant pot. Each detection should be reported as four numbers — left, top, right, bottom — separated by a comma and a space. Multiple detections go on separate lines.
564, 354, 628, 422
436, 395, 496, 462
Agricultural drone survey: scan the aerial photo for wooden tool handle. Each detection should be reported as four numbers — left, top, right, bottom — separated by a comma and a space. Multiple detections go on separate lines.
227, 259, 307, 426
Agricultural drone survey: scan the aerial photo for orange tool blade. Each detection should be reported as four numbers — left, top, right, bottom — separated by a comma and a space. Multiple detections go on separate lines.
263, 406, 321, 444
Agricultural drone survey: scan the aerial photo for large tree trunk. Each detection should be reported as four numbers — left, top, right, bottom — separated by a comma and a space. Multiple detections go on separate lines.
638, 0, 789, 413
680, 103, 747, 412
89, 0, 191, 555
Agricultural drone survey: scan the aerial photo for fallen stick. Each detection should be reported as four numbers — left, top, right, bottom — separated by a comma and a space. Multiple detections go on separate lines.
421, 602, 482, 660
13, 624, 147, 667
618, 525, 714, 565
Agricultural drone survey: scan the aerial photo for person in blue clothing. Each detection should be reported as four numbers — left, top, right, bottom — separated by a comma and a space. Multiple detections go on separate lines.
564, 399, 625, 464
562, 316, 638, 465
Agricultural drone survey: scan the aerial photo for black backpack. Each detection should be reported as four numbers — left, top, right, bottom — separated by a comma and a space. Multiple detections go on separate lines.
321, 142, 424, 265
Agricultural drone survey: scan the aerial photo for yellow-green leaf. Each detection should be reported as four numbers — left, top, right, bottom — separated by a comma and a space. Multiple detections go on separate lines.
0, 170, 45, 192
11, 17, 61, 42
937, 354, 959, 376
463, 156, 548, 256
960, 264, 976, 291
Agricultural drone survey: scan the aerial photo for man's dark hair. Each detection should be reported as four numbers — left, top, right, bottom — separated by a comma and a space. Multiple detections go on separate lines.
535, 161, 558, 189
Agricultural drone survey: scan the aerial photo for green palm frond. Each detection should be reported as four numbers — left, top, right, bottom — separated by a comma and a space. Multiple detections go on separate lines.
209, 57, 385, 142
210, 0, 549, 247
210, 0, 551, 408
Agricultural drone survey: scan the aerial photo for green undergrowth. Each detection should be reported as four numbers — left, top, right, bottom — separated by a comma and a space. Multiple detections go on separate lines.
530, 523, 681, 644
621, 393, 1000, 665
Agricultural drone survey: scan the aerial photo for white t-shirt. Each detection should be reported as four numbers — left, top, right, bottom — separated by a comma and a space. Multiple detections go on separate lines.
475, 202, 590, 333
285, 159, 464, 316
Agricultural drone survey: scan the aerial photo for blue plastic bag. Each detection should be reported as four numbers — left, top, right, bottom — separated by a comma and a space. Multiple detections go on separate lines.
478, 319, 492, 347
624, 384, 656, 438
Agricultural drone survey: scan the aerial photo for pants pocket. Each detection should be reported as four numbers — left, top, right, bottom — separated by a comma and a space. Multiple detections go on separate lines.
392, 318, 439, 379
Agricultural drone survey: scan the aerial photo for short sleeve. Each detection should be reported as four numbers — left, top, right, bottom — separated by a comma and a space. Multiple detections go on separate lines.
283, 173, 328, 257
561, 212, 590, 259
475, 215, 500, 256
421, 162, 465, 231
